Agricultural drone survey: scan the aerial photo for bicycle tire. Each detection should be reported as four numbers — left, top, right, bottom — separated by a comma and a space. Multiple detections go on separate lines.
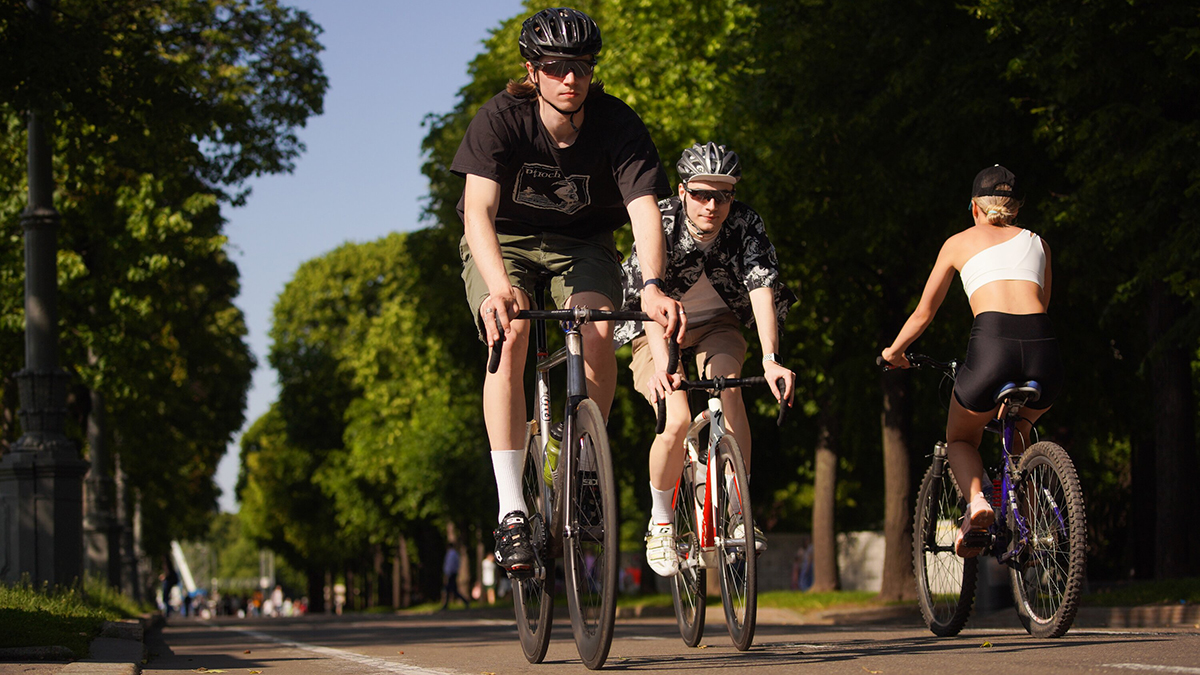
670, 460, 706, 647
563, 399, 618, 670
714, 435, 756, 651
513, 427, 554, 663
1008, 441, 1086, 638
912, 458, 978, 637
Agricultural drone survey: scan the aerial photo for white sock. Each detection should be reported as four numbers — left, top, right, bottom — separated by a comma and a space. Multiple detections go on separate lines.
649, 482, 674, 525
492, 449, 528, 522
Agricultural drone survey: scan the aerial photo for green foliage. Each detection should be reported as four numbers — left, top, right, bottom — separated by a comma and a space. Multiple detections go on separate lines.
0, 0, 325, 553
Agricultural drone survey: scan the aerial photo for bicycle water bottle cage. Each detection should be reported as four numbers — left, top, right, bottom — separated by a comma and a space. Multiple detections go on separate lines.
992, 380, 1042, 406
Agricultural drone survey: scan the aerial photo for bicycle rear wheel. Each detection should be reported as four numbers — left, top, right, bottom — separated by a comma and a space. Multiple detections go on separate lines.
913, 458, 978, 637
714, 435, 756, 651
513, 426, 554, 663
563, 399, 618, 670
670, 459, 706, 647
1009, 441, 1086, 638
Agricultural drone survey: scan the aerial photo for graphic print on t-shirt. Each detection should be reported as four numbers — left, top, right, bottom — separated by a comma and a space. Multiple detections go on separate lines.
513, 163, 591, 215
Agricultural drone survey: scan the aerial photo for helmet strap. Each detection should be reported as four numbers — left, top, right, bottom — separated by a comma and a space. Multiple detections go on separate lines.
534, 75, 583, 132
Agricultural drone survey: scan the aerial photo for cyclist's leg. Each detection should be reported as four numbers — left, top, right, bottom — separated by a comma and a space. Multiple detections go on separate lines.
692, 315, 748, 463
630, 334, 690, 494
463, 235, 542, 572
547, 230, 623, 419
565, 290, 617, 418
946, 397, 997, 556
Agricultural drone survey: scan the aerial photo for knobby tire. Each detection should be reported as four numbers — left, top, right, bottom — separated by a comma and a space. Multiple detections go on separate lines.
1009, 441, 1086, 638
913, 459, 978, 637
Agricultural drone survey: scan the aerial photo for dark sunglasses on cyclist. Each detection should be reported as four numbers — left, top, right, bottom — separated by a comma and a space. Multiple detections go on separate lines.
535, 58, 597, 80
684, 185, 736, 204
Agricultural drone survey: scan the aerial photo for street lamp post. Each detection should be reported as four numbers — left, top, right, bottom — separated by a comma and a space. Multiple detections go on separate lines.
0, 0, 88, 586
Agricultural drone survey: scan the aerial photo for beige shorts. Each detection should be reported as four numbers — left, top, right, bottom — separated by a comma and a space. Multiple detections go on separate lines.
460, 230, 623, 341
629, 312, 747, 403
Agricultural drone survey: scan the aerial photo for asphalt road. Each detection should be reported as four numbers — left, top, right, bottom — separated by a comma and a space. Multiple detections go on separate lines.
136, 607, 1200, 675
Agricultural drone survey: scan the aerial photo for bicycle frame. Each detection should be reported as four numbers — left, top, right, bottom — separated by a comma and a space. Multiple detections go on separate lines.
987, 389, 1056, 568
679, 396, 737, 569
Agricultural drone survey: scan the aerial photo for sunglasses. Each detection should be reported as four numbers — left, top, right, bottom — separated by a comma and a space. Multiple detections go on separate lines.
684, 186, 736, 204
535, 58, 597, 80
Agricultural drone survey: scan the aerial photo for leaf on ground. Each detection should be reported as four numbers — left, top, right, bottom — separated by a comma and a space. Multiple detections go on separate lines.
243, 650, 252, 654
980, 641, 993, 648
250, 671, 262, 674
398, 651, 404, 654
862, 667, 882, 674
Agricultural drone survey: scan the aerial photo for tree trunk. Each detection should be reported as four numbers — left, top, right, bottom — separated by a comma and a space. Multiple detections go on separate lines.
879, 370, 915, 600
306, 566, 325, 614
810, 418, 839, 592
398, 537, 412, 608
1147, 282, 1198, 578
371, 544, 385, 608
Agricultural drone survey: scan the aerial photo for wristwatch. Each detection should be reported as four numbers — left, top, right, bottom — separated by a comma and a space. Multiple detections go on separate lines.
762, 352, 780, 364
643, 278, 664, 291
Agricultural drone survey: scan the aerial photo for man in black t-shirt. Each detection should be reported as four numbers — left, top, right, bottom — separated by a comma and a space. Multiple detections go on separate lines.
452, 7, 684, 575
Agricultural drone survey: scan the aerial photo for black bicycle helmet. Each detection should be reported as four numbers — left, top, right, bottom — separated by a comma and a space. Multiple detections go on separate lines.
519, 7, 602, 61
677, 142, 742, 185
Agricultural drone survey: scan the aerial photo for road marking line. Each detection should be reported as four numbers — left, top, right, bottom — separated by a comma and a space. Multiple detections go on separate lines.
1104, 665, 1200, 674
233, 628, 462, 675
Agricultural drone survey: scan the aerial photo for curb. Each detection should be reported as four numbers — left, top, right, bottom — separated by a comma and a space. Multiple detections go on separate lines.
58, 616, 154, 675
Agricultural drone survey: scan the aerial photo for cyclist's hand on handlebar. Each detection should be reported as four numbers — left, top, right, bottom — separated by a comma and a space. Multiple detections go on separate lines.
764, 361, 795, 406
641, 285, 687, 342
481, 289, 519, 347
879, 346, 911, 369
647, 368, 682, 404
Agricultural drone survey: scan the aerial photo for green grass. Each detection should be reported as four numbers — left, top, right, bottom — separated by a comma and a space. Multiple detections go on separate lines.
1083, 578, 1200, 607
0, 575, 145, 657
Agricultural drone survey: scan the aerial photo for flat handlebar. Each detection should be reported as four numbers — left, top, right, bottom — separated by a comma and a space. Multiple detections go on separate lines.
485, 310, 679, 433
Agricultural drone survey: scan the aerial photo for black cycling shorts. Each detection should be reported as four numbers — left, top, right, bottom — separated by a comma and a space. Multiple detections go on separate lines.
953, 311, 1064, 413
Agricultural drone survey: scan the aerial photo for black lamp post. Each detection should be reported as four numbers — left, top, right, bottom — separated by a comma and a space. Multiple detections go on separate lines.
0, 0, 88, 587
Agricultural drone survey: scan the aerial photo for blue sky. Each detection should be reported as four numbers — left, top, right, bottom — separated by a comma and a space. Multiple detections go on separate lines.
216, 0, 526, 512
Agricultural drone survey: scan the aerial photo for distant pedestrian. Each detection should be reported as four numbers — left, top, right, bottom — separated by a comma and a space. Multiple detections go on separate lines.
441, 543, 470, 610
159, 557, 180, 618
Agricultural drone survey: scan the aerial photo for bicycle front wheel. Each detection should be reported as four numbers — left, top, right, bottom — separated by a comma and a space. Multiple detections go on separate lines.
1009, 441, 1086, 638
513, 425, 554, 663
670, 459, 706, 647
714, 435, 756, 651
562, 399, 618, 670
913, 458, 978, 637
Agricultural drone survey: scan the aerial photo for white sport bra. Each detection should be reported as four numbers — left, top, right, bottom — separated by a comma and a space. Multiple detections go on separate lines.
960, 229, 1046, 299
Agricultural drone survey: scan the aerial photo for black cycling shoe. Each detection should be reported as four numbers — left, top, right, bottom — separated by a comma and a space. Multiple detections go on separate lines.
494, 510, 537, 576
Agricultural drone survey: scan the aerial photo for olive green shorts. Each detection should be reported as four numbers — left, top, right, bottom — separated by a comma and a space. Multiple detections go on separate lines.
460, 230, 623, 341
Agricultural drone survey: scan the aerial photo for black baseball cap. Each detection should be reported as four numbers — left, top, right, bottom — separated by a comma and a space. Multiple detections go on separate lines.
972, 165, 1020, 199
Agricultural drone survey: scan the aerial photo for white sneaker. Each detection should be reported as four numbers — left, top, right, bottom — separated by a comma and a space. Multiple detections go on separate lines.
645, 521, 679, 577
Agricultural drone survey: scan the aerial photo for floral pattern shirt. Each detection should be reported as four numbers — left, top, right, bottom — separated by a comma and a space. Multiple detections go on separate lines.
614, 196, 797, 347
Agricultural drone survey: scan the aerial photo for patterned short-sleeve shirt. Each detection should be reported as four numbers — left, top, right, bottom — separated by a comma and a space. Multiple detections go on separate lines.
613, 196, 797, 347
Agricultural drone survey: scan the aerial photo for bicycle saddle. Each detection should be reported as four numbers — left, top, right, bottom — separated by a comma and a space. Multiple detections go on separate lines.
992, 380, 1042, 406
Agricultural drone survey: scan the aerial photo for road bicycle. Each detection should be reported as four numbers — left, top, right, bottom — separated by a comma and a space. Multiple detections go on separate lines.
655, 366, 787, 651
487, 281, 677, 670
884, 353, 1086, 638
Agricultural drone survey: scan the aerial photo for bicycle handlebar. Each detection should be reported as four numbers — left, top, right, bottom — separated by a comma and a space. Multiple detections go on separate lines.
877, 353, 957, 378
655, 375, 789, 432
485, 310, 679, 432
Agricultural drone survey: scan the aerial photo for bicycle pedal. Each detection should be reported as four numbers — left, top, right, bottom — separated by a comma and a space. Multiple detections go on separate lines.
961, 529, 991, 549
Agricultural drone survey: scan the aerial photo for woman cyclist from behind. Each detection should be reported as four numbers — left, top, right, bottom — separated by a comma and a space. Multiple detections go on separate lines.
880, 165, 1064, 558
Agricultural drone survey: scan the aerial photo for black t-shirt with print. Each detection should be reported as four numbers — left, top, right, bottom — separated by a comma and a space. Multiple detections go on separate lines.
451, 90, 669, 239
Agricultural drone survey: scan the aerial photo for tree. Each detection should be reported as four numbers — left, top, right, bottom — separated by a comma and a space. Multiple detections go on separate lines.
971, 0, 1200, 578
0, 0, 326, 553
